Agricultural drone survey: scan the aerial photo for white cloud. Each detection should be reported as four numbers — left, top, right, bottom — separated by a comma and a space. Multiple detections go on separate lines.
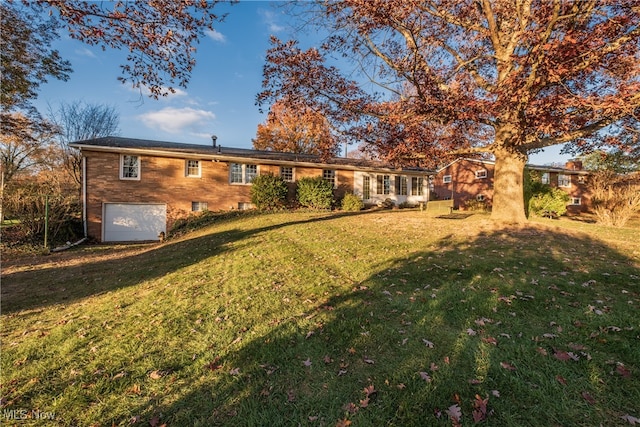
75, 47, 96, 58
259, 9, 284, 33
138, 107, 216, 134
205, 29, 226, 43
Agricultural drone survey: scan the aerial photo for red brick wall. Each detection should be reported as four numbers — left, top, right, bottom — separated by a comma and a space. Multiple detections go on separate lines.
432, 160, 495, 209
84, 151, 354, 240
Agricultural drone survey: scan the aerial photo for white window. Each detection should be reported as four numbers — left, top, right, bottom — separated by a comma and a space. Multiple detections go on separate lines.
443, 175, 452, 184
192, 201, 208, 212
475, 169, 487, 179
558, 174, 571, 188
185, 160, 201, 177
120, 155, 140, 180
363, 176, 371, 200
395, 176, 408, 195
570, 197, 581, 205
280, 166, 294, 182
230, 163, 258, 184
323, 169, 336, 187
541, 172, 550, 184
477, 194, 485, 201
411, 177, 424, 196
377, 175, 391, 195
577, 175, 586, 184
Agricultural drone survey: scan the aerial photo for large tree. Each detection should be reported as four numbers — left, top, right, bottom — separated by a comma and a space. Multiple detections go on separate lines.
258, 0, 640, 222
32, 0, 233, 98
253, 99, 334, 155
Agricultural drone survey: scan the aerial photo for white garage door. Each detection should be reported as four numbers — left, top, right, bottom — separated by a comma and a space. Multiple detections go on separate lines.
103, 203, 166, 242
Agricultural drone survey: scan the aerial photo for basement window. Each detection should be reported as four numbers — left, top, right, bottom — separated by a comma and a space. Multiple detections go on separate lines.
192, 201, 208, 212
475, 169, 487, 179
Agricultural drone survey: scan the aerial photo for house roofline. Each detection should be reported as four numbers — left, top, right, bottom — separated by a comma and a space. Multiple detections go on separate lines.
70, 137, 434, 175
436, 157, 589, 174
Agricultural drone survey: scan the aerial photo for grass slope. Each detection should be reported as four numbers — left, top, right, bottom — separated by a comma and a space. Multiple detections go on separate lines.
1, 210, 639, 426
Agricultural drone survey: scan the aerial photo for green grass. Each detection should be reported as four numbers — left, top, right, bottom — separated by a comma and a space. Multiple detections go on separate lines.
1, 210, 639, 426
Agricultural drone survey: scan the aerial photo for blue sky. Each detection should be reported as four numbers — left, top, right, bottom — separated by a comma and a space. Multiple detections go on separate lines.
33, 1, 569, 166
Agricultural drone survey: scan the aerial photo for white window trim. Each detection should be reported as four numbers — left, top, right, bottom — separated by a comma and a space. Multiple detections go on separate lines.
323, 169, 337, 188
185, 159, 202, 178
475, 169, 487, 179
280, 166, 295, 182
120, 154, 140, 180
558, 174, 571, 188
192, 201, 208, 212
570, 197, 581, 205
443, 175, 452, 184
229, 163, 258, 185
541, 172, 550, 185
477, 194, 485, 201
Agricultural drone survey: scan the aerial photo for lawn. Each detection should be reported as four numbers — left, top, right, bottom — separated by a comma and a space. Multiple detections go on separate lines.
1, 210, 639, 426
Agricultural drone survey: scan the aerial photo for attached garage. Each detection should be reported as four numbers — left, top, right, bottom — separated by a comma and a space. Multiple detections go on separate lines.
103, 203, 166, 242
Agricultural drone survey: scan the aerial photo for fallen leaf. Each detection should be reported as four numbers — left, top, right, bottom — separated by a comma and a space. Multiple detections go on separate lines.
536, 347, 548, 356
343, 402, 358, 414
621, 414, 640, 425
616, 364, 632, 378
581, 391, 596, 405
363, 384, 376, 397
397, 383, 406, 389
229, 367, 240, 375
149, 370, 163, 380
446, 404, 462, 423
363, 358, 375, 364
419, 372, 432, 382
308, 416, 319, 422
335, 419, 352, 427
556, 375, 567, 385
323, 355, 333, 364
359, 397, 370, 408
466, 328, 477, 336
482, 337, 497, 346
430, 362, 439, 371
422, 339, 434, 348
491, 390, 500, 397
472, 394, 489, 423
500, 362, 516, 371
348, 347, 356, 355
303, 358, 312, 367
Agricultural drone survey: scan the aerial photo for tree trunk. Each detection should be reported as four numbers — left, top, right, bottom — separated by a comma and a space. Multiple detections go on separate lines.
490, 147, 528, 223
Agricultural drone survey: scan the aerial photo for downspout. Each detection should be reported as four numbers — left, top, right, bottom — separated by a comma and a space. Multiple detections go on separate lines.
82, 155, 87, 238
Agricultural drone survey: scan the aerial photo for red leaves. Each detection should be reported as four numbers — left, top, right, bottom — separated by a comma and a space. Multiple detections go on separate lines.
500, 362, 516, 371
472, 395, 489, 423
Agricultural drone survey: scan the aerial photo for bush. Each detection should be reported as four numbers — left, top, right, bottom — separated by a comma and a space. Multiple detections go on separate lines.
341, 193, 364, 211
528, 185, 570, 217
590, 171, 640, 227
297, 177, 333, 209
250, 173, 289, 210
464, 199, 489, 212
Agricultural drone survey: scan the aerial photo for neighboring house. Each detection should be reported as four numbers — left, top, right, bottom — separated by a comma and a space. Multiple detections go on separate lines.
432, 158, 591, 214
70, 137, 433, 242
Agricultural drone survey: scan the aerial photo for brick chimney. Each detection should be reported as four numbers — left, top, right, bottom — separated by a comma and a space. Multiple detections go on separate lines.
565, 159, 582, 170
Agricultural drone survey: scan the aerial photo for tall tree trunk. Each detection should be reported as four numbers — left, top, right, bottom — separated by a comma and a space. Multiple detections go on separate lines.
490, 147, 528, 223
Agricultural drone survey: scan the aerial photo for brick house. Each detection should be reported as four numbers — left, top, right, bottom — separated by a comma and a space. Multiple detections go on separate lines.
432, 158, 591, 214
70, 137, 433, 242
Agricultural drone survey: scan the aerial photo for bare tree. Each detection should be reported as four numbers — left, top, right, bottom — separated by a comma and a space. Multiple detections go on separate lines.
49, 101, 120, 185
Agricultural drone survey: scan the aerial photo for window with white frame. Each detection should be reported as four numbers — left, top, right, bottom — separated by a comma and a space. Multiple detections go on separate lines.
185, 159, 201, 177
411, 177, 424, 196
541, 172, 550, 184
558, 174, 571, 187
377, 175, 391, 195
362, 176, 371, 200
475, 169, 487, 179
192, 201, 208, 212
577, 175, 586, 184
323, 169, 336, 187
280, 166, 294, 182
230, 163, 258, 184
570, 197, 581, 205
443, 175, 452, 184
395, 176, 408, 195
477, 194, 485, 201
120, 155, 140, 180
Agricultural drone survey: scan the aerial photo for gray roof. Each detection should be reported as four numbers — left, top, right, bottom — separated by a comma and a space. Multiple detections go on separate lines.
70, 136, 434, 173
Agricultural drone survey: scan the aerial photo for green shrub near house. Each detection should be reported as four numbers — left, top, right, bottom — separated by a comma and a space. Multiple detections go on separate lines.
528, 182, 570, 217
250, 173, 289, 210
297, 176, 333, 209
340, 193, 364, 211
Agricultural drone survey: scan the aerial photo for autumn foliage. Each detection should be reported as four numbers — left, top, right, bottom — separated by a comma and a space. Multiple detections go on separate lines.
258, 1, 640, 222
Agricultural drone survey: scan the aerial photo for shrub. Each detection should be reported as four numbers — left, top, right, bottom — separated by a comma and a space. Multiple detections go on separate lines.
590, 170, 640, 227
341, 193, 364, 211
528, 185, 570, 217
250, 173, 289, 210
297, 176, 333, 209
464, 199, 489, 212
